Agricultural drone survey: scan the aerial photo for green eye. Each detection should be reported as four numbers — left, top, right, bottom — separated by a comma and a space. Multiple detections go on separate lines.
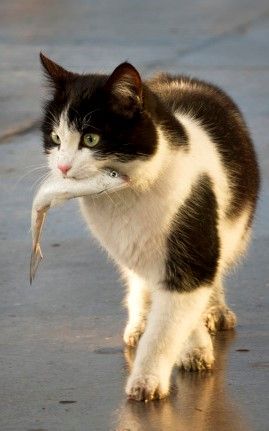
83, 133, 100, 148
51, 131, 60, 145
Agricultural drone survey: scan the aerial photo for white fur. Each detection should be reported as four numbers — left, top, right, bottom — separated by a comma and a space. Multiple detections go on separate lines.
126, 287, 212, 399
47, 107, 251, 400
178, 322, 214, 371
122, 269, 150, 347
48, 111, 102, 179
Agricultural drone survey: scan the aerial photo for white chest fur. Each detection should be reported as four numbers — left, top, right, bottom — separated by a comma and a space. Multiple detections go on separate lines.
80, 177, 175, 277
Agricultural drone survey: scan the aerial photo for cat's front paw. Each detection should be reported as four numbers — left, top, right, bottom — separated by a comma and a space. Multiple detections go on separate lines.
123, 321, 145, 347
205, 306, 237, 334
126, 373, 169, 402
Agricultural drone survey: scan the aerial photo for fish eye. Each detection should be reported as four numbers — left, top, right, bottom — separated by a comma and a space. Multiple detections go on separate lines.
51, 131, 61, 145
83, 133, 100, 148
109, 170, 118, 178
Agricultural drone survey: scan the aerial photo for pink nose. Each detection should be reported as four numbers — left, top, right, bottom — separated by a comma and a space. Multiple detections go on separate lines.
58, 163, 71, 174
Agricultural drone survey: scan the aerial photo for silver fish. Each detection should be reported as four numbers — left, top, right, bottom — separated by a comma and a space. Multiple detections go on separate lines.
30, 169, 128, 284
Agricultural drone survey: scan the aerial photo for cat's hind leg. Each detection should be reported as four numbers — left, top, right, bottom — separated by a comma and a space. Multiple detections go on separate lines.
122, 269, 150, 347
205, 212, 252, 334
204, 279, 236, 334
177, 321, 214, 371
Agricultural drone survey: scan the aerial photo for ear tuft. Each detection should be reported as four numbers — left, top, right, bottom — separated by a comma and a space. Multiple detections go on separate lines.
105, 62, 143, 118
39, 52, 74, 88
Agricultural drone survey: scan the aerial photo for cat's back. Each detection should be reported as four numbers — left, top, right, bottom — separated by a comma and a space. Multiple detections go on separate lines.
148, 72, 260, 220
148, 73, 240, 117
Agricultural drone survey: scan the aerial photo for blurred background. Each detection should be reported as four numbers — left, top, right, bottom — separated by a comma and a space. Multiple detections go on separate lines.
0, 1, 268, 430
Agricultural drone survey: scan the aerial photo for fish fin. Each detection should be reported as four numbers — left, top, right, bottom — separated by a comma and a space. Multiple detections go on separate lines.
30, 245, 43, 285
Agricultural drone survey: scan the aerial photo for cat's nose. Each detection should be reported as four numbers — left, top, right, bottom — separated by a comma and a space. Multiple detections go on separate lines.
58, 163, 72, 174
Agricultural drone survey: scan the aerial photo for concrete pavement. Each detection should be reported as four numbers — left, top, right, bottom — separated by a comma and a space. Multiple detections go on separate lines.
0, 1, 269, 430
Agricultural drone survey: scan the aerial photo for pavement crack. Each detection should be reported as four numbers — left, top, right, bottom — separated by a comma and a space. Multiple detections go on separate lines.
176, 8, 269, 59
144, 8, 269, 72
0, 118, 40, 144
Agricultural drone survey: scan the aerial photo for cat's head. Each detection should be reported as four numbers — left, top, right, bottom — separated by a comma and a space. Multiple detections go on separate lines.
40, 53, 164, 189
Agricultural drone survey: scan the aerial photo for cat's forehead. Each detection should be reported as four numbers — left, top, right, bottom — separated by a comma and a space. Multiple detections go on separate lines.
66, 98, 102, 131
54, 109, 81, 151
49, 99, 101, 137
47, 75, 106, 129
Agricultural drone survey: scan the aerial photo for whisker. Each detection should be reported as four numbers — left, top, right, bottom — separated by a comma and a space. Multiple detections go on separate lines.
24, 163, 48, 169
14, 166, 49, 189
103, 190, 117, 206
30, 174, 48, 192
45, 110, 59, 126
90, 194, 97, 210
31, 172, 51, 192
81, 109, 101, 131
128, 183, 140, 199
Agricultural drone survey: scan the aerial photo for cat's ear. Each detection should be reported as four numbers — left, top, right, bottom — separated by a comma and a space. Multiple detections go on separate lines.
105, 62, 143, 118
40, 52, 74, 89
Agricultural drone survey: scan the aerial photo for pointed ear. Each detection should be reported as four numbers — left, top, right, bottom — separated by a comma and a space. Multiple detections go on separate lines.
40, 52, 74, 89
105, 62, 143, 118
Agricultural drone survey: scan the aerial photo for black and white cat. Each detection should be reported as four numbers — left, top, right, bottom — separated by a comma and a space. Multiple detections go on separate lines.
40, 53, 259, 401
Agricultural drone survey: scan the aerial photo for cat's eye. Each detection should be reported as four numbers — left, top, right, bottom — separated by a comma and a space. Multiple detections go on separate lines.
83, 133, 100, 148
51, 131, 61, 145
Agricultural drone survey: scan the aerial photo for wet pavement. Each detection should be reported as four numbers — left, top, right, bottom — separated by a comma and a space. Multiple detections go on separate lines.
0, 1, 269, 430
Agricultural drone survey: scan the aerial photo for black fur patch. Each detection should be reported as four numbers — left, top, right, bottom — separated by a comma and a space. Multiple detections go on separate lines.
40, 57, 188, 160
142, 86, 188, 149
41, 73, 159, 161
165, 174, 220, 292
67, 91, 158, 161
149, 74, 260, 220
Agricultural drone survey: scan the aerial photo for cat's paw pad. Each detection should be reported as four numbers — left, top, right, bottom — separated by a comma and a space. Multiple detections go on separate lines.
205, 306, 237, 334
126, 374, 168, 402
179, 347, 215, 372
123, 322, 145, 347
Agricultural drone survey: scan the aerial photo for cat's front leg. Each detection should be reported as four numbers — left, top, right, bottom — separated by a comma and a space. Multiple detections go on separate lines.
126, 287, 211, 401
122, 269, 150, 347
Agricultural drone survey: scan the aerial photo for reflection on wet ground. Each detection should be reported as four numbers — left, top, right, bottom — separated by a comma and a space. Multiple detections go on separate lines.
115, 332, 252, 431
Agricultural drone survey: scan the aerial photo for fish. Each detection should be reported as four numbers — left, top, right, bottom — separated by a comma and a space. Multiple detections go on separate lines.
30, 169, 128, 284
